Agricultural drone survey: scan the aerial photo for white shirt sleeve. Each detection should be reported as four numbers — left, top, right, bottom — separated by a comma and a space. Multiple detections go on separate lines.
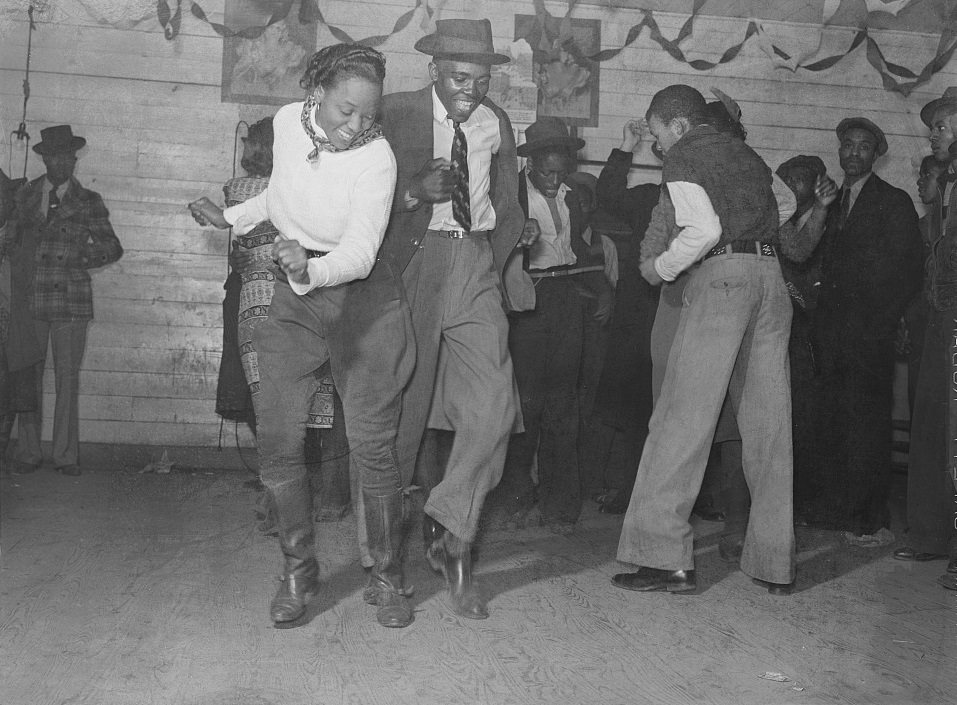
289, 153, 397, 294
223, 190, 270, 236
772, 173, 797, 225
654, 181, 722, 282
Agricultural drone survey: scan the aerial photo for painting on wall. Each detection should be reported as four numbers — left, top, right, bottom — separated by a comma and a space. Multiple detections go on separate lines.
221, 0, 316, 105
515, 14, 601, 128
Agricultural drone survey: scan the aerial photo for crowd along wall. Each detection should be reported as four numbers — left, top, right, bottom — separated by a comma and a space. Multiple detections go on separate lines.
0, 0, 951, 450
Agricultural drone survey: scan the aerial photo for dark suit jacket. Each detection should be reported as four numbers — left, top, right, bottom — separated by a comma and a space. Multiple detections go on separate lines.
815, 172, 921, 364
378, 86, 532, 310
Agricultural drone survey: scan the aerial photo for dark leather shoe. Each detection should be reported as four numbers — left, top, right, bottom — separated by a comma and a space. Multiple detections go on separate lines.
893, 546, 947, 562
269, 562, 319, 624
753, 578, 794, 596
11, 460, 40, 475
56, 465, 81, 476
427, 534, 488, 619
612, 566, 696, 592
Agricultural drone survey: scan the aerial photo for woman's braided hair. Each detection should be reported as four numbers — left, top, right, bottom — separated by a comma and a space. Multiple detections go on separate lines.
300, 43, 386, 93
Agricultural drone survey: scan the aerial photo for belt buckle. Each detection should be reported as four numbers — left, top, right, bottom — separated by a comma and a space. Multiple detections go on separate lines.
444, 229, 468, 239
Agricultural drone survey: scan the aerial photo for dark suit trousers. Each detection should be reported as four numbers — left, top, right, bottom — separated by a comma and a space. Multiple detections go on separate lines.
816, 333, 895, 534
503, 276, 587, 524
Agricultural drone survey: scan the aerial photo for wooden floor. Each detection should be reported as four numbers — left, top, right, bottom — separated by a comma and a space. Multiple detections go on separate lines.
1, 466, 954, 705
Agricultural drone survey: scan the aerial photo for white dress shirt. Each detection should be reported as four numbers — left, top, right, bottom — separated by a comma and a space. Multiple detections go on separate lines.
524, 174, 576, 270
427, 87, 500, 232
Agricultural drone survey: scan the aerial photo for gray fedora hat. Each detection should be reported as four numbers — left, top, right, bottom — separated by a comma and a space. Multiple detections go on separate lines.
32, 124, 86, 155
835, 117, 888, 156
414, 19, 510, 65
920, 86, 957, 127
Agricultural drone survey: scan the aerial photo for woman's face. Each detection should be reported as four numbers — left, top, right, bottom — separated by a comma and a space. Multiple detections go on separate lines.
314, 76, 381, 150
917, 165, 945, 205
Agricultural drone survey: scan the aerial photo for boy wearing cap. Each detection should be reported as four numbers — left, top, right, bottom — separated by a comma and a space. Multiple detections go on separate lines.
495, 117, 612, 533
1, 125, 123, 477
378, 18, 532, 619
811, 117, 921, 539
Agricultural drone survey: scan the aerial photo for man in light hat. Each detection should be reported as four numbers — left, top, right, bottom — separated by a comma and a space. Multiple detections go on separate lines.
810, 117, 921, 539
494, 117, 612, 534
1, 125, 123, 477
378, 18, 533, 619
895, 88, 957, 586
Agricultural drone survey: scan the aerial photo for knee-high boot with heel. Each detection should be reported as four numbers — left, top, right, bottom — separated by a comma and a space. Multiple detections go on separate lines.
268, 476, 320, 625
363, 488, 414, 628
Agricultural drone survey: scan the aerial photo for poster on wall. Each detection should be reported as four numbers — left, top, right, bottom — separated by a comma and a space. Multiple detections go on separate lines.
488, 40, 540, 126
221, 0, 316, 105
514, 14, 601, 128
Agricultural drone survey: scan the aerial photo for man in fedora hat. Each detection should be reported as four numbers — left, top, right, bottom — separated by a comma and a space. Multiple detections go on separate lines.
808, 116, 921, 539
1, 125, 123, 476
494, 116, 612, 533
893, 88, 957, 582
377, 18, 534, 619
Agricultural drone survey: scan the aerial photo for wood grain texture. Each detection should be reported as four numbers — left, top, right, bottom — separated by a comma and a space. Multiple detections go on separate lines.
0, 470, 953, 705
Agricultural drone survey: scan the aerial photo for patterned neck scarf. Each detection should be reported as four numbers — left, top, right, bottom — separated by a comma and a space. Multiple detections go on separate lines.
300, 95, 383, 162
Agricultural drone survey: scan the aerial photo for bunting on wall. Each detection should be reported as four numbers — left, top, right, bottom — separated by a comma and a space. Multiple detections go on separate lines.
156, 0, 435, 44
153, 0, 957, 97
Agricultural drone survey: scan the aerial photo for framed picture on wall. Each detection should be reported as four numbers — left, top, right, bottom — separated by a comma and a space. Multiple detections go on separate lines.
221, 0, 316, 105
515, 14, 601, 127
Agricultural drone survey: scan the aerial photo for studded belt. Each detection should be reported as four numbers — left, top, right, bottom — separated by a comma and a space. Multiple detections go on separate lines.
704, 240, 776, 260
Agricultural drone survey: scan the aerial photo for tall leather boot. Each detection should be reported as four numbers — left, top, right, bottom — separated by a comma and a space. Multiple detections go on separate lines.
268, 476, 320, 625
426, 520, 488, 620
363, 489, 413, 628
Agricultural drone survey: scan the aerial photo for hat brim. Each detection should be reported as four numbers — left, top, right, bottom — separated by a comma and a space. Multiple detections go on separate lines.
414, 35, 510, 65
517, 136, 586, 158
33, 136, 86, 155
836, 119, 887, 156
921, 97, 957, 127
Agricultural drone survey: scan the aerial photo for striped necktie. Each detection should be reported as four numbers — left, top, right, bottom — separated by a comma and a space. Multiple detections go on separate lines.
450, 120, 471, 232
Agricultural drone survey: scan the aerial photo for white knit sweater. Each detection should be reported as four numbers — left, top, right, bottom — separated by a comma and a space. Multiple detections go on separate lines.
224, 101, 397, 294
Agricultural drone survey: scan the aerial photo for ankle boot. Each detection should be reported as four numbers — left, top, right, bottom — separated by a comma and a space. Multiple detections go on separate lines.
363, 489, 413, 628
426, 526, 488, 620
267, 477, 320, 625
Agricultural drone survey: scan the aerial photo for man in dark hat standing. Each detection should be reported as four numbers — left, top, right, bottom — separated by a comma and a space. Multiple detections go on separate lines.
495, 117, 612, 533
895, 88, 957, 587
810, 117, 921, 539
378, 18, 533, 619
1, 125, 123, 476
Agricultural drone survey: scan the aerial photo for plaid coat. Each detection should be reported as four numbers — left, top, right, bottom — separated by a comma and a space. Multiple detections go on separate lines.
10, 176, 122, 321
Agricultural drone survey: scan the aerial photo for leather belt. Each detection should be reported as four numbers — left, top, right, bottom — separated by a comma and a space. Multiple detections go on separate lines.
529, 264, 605, 279
704, 240, 776, 260
428, 229, 490, 239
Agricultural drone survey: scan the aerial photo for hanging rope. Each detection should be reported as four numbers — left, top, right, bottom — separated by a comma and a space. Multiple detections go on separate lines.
9, 4, 39, 179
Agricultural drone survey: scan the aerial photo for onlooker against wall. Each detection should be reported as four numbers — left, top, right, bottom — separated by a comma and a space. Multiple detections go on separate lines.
378, 19, 534, 620
773, 155, 838, 525
899, 156, 949, 421
811, 117, 922, 541
190, 44, 416, 629
0, 167, 40, 473
895, 89, 957, 583
593, 119, 661, 515
496, 117, 612, 533
613, 84, 796, 596
4, 125, 124, 477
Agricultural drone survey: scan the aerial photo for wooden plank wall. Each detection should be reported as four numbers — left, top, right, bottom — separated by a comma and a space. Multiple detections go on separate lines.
0, 0, 951, 449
